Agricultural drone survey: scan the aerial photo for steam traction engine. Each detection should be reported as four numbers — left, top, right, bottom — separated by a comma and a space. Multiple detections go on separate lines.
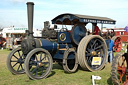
7, 2, 116, 80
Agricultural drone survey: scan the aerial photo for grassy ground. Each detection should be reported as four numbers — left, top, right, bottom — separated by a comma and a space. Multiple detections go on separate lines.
0, 43, 127, 85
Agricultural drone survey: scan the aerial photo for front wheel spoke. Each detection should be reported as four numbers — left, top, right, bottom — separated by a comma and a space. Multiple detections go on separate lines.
42, 62, 49, 65
40, 67, 44, 75
42, 66, 47, 70
35, 55, 38, 62
29, 61, 37, 66
11, 60, 18, 62
40, 53, 43, 61
22, 54, 24, 58
12, 62, 18, 67
20, 64, 24, 70
13, 54, 19, 59
35, 69, 38, 76
30, 60, 37, 64
17, 64, 21, 71
18, 51, 21, 57
32, 66, 38, 73
41, 56, 47, 61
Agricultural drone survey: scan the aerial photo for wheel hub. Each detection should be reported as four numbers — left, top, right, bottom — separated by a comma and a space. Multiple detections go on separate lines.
38, 62, 43, 67
17, 58, 24, 64
91, 51, 96, 56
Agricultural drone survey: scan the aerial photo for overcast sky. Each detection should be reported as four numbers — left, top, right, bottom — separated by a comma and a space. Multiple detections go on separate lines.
0, 0, 128, 29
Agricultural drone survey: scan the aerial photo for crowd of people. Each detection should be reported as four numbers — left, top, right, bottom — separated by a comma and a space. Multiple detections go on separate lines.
0, 33, 25, 50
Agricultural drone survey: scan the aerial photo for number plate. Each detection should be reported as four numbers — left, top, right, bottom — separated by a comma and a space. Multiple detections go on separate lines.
92, 57, 101, 65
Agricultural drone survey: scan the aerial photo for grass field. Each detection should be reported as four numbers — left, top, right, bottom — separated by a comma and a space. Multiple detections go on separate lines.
0, 45, 126, 85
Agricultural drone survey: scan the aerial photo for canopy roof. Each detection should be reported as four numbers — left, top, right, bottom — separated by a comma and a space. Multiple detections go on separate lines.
52, 13, 116, 25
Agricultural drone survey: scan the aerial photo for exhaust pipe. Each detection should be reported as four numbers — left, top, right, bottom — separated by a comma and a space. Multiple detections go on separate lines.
26, 2, 34, 38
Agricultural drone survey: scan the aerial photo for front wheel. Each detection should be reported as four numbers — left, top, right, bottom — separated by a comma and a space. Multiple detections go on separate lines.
24, 48, 53, 80
7, 47, 25, 74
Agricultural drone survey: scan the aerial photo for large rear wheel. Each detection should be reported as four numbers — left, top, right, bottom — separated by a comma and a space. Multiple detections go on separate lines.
77, 35, 107, 71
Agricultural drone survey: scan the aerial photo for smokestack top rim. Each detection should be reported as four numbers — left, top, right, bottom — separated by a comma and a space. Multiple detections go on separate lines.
26, 2, 34, 5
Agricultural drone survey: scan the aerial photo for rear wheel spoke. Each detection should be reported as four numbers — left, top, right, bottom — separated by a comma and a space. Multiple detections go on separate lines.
86, 48, 91, 52
91, 39, 98, 48
94, 44, 104, 50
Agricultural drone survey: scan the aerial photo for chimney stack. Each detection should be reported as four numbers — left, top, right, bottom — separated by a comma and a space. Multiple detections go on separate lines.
26, 2, 34, 38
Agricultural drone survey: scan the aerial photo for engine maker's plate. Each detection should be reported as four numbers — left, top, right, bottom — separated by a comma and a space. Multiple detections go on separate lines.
59, 33, 66, 41
57, 32, 71, 43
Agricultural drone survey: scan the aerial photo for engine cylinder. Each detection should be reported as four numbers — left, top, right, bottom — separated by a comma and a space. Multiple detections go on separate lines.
21, 39, 41, 54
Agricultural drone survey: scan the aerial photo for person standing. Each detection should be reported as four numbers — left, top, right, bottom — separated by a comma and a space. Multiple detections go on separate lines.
106, 36, 114, 63
92, 23, 100, 35
0, 33, 6, 49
